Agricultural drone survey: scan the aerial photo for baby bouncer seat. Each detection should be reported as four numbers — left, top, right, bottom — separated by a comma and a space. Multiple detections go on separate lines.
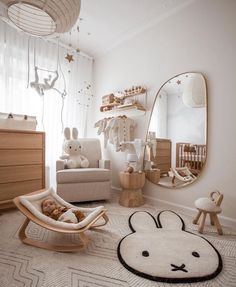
13, 188, 109, 252
171, 166, 196, 185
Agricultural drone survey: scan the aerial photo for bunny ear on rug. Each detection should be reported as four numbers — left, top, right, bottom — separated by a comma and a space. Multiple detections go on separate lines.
157, 210, 185, 231
72, 127, 78, 140
128, 211, 158, 232
64, 127, 71, 140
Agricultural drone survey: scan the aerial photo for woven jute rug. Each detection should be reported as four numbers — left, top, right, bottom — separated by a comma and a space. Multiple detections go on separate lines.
0, 196, 236, 287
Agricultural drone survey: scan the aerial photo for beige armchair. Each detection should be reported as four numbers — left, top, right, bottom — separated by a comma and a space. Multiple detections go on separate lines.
56, 138, 111, 202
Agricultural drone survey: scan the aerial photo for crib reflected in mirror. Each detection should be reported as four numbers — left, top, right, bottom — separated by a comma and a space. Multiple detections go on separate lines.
144, 72, 207, 188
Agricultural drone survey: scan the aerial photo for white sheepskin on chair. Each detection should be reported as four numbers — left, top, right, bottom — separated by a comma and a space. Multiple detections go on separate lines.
19, 188, 105, 230
194, 198, 222, 213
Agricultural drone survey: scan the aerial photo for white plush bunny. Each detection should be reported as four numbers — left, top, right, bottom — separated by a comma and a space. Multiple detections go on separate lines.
60, 127, 89, 169
118, 210, 222, 283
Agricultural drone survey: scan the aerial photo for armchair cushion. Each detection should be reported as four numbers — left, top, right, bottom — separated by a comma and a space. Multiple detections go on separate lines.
78, 138, 102, 168
56, 138, 111, 202
56, 159, 65, 172
99, 159, 111, 170
57, 168, 111, 184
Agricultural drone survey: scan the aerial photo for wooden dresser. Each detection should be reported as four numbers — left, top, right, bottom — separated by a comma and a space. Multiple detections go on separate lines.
0, 129, 45, 209
151, 138, 171, 176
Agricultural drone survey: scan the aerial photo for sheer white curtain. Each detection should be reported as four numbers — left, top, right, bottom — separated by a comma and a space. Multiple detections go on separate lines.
0, 21, 93, 188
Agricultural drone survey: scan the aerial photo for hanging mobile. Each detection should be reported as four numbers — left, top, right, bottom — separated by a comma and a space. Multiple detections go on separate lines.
29, 38, 67, 131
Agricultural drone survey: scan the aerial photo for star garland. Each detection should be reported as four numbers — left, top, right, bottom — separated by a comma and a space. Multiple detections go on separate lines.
65, 53, 74, 63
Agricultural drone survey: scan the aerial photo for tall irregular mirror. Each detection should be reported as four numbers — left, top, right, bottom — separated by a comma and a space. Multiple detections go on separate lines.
144, 72, 207, 188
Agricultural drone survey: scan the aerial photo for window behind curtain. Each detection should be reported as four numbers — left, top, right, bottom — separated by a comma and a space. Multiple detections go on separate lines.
0, 21, 93, 188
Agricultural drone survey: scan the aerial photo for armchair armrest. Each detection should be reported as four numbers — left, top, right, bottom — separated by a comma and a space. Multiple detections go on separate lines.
99, 159, 111, 170
56, 160, 65, 171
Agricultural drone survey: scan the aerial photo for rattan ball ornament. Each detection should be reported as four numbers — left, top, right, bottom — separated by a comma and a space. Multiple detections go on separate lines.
126, 166, 134, 174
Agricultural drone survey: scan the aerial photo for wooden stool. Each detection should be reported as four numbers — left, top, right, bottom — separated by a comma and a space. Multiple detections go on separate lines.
119, 171, 145, 207
193, 191, 224, 235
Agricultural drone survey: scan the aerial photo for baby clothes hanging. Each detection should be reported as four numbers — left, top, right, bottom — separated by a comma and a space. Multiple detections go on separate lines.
104, 118, 115, 148
94, 118, 107, 135
94, 116, 136, 152
109, 116, 136, 151
94, 118, 111, 148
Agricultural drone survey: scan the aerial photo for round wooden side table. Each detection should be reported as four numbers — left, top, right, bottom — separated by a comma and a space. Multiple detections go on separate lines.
119, 171, 145, 207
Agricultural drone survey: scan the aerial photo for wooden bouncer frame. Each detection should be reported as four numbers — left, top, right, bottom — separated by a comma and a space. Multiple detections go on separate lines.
171, 166, 196, 185
13, 190, 109, 252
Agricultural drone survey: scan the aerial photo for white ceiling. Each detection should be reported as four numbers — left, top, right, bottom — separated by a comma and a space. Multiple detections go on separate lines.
60, 0, 194, 58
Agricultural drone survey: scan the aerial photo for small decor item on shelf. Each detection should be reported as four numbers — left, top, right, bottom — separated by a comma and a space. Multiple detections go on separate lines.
113, 96, 123, 105
100, 95, 124, 112
102, 94, 115, 105
99, 85, 147, 115
124, 86, 147, 97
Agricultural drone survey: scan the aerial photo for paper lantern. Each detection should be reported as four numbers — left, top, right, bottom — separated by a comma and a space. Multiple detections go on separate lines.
182, 73, 206, 108
127, 154, 138, 163
0, 0, 81, 36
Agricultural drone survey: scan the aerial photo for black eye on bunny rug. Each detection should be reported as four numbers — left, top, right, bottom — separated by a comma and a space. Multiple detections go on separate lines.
117, 210, 222, 283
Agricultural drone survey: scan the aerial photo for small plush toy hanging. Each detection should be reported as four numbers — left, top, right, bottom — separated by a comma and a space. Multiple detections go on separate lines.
28, 38, 67, 131
30, 66, 59, 96
29, 39, 65, 97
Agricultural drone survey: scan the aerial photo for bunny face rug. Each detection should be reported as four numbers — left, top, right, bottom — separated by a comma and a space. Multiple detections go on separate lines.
117, 210, 222, 283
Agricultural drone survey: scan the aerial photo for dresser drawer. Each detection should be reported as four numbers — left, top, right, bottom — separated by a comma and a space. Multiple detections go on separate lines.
0, 165, 42, 183
156, 163, 171, 173
0, 131, 44, 149
0, 150, 43, 166
155, 156, 171, 164
156, 141, 171, 149
0, 179, 43, 201
155, 149, 170, 156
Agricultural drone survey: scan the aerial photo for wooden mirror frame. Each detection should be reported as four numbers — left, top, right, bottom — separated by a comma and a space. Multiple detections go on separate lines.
144, 72, 208, 189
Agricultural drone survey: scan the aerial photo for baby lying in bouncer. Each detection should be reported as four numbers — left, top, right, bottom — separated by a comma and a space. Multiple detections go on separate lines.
41, 198, 85, 223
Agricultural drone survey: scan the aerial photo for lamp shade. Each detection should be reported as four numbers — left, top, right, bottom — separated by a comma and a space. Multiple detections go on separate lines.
182, 73, 206, 108
0, 0, 81, 36
127, 154, 138, 162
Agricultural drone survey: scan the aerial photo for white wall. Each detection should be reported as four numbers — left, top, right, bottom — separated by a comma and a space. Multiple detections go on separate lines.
87, 0, 236, 223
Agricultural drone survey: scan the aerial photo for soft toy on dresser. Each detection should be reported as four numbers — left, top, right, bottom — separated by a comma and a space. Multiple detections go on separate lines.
60, 127, 89, 168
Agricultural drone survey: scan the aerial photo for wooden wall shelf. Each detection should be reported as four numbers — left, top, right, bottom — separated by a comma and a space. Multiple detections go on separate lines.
101, 104, 146, 117
100, 86, 147, 117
